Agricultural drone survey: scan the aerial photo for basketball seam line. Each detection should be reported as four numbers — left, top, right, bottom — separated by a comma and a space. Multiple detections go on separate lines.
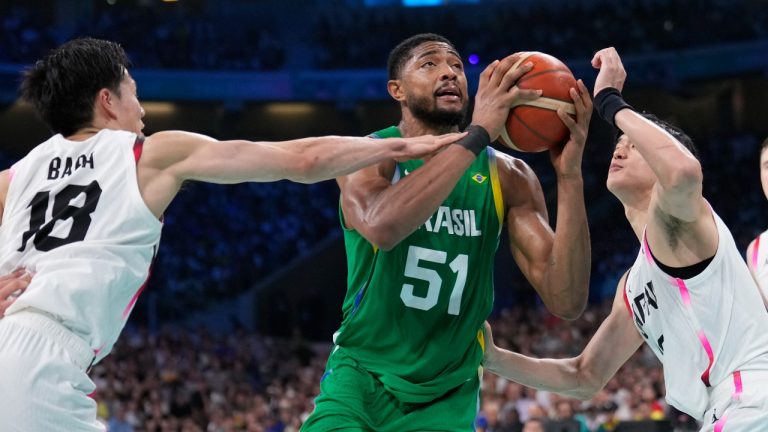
510, 111, 560, 145
511, 97, 576, 114
517, 68, 574, 85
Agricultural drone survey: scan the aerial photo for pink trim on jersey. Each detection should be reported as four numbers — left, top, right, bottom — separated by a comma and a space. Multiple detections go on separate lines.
133, 136, 145, 163
674, 277, 715, 387
123, 275, 150, 319
622, 273, 633, 319
752, 235, 760, 269
642, 232, 654, 264
714, 414, 728, 432
733, 370, 743, 400
713, 371, 744, 432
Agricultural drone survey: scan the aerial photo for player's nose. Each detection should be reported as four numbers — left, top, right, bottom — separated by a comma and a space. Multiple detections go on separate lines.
439, 63, 457, 80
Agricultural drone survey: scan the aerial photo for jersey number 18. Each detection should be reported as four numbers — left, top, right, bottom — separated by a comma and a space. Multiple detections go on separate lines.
18, 181, 102, 252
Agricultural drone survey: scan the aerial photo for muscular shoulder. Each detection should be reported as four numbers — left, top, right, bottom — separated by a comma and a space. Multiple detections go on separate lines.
495, 151, 544, 210
337, 159, 397, 192
141, 131, 194, 169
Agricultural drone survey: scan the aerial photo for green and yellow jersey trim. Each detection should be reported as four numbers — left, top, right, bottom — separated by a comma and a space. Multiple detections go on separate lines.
487, 148, 505, 234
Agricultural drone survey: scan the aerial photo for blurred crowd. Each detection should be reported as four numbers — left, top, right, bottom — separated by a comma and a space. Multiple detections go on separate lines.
1, 0, 767, 71
92, 303, 703, 431
150, 180, 340, 320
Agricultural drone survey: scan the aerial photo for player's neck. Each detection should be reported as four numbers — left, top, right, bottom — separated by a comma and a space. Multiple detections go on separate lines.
66, 126, 103, 142
621, 194, 652, 242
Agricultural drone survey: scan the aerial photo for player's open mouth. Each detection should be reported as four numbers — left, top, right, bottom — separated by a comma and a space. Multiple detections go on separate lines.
435, 87, 461, 102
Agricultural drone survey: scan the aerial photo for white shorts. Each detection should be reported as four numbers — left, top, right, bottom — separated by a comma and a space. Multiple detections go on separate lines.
0, 309, 104, 432
700, 370, 768, 432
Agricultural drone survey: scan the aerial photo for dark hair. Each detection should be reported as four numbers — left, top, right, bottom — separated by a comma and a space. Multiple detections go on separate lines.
615, 112, 699, 160
387, 33, 457, 80
20, 38, 131, 136
762, 136, 768, 151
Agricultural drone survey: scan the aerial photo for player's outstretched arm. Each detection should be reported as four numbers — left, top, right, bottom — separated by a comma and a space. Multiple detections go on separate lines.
593, 47, 703, 223
136, 130, 462, 217
483, 272, 643, 400
503, 83, 591, 320
149, 130, 462, 184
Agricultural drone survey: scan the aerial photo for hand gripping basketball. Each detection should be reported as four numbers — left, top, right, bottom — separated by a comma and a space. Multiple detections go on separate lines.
499, 52, 578, 152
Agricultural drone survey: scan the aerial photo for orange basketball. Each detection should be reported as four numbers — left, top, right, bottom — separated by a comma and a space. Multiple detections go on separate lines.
499, 52, 577, 152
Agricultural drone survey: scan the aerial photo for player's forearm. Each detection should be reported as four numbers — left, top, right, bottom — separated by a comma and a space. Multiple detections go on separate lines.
485, 348, 597, 400
614, 110, 702, 193
287, 136, 406, 183
540, 175, 590, 320
361, 145, 477, 250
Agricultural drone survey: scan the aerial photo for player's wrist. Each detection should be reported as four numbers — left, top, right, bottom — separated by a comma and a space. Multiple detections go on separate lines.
454, 125, 491, 156
594, 87, 633, 130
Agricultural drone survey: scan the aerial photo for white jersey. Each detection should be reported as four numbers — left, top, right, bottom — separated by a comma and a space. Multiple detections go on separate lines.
0, 129, 162, 363
624, 210, 768, 420
748, 229, 768, 300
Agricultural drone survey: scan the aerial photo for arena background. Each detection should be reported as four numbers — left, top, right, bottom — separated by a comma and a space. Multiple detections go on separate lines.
1, 0, 767, 431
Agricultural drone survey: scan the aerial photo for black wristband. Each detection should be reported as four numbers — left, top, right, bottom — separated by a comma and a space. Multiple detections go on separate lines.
456, 125, 490, 156
594, 87, 633, 129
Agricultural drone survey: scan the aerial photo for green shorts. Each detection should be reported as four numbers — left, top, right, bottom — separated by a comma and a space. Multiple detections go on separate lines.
301, 347, 480, 432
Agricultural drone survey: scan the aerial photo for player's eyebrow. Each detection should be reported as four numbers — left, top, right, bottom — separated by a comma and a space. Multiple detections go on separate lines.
416, 49, 461, 61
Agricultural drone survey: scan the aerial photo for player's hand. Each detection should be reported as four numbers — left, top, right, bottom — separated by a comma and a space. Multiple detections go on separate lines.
592, 47, 626, 95
393, 132, 467, 162
0, 269, 32, 318
482, 321, 500, 370
550, 79, 592, 178
471, 54, 542, 141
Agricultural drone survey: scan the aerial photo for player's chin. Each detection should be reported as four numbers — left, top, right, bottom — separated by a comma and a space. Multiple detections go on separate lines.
435, 98, 465, 110
605, 175, 626, 196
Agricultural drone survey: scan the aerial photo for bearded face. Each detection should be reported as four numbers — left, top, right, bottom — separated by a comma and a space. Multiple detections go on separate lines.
406, 90, 467, 127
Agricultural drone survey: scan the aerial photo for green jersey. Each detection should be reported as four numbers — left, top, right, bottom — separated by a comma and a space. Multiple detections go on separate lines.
334, 126, 505, 404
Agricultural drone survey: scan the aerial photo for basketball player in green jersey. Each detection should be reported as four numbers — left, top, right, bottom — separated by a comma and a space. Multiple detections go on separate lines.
302, 33, 593, 431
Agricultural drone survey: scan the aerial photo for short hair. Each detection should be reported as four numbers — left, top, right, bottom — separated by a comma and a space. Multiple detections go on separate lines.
615, 112, 699, 160
20, 38, 131, 136
387, 33, 458, 80
761, 136, 768, 151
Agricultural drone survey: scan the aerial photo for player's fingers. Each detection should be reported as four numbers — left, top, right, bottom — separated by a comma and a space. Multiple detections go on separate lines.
437, 132, 468, 146
511, 88, 542, 102
0, 299, 14, 317
0, 276, 30, 298
591, 51, 603, 69
478, 60, 499, 86
0, 269, 26, 283
569, 87, 586, 114
577, 80, 593, 109
500, 61, 533, 90
489, 54, 521, 87
557, 108, 577, 131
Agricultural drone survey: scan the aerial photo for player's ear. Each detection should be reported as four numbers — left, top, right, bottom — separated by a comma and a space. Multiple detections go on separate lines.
95, 88, 117, 120
387, 79, 405, 102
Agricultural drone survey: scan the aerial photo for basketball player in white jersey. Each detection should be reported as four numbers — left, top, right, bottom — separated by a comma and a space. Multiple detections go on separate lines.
482, 47, 768, 431
0, 37, 467, 431
745, 137, 768, 306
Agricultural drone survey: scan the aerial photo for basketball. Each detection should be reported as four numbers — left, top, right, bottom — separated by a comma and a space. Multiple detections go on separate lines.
498, 52, 577, 153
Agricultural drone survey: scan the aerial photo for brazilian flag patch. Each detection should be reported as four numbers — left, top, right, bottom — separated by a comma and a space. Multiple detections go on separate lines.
472, 173, 487, 184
